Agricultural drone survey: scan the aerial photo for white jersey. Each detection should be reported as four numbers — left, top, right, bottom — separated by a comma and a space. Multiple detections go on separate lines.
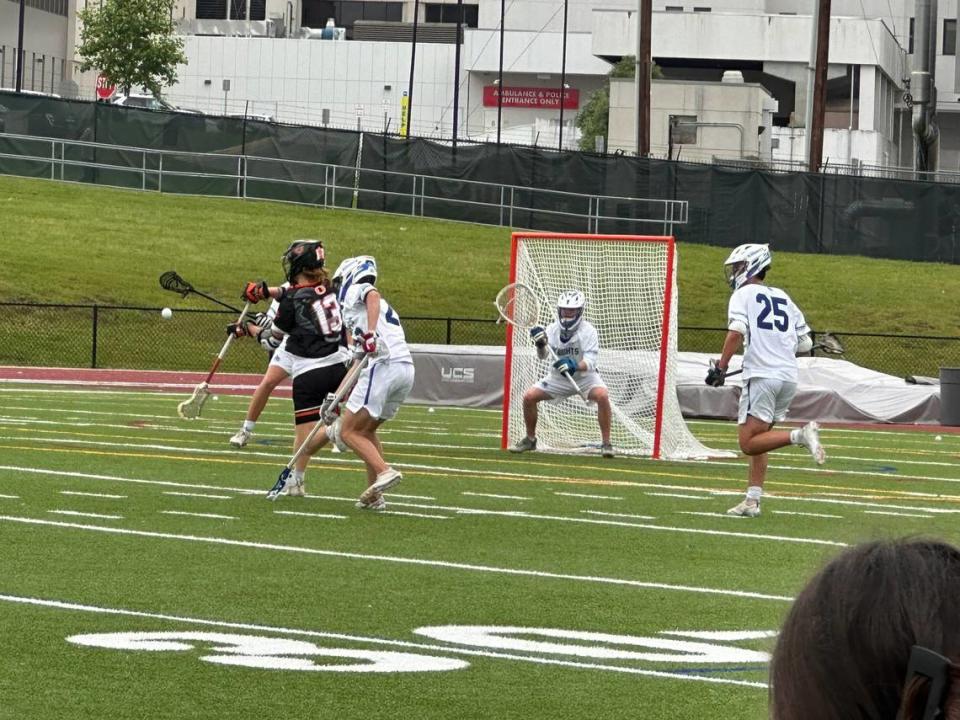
340, 282, 412, 364
728, 283, 809, 382
544, 319, 600, 378
266, 282, 289, 353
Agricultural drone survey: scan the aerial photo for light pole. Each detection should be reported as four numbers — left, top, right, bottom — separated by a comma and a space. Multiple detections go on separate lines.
15, 0, 26, 92
557, 0, 569, 150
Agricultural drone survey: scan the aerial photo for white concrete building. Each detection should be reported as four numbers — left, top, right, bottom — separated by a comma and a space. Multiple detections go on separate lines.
3, 0, 960, 167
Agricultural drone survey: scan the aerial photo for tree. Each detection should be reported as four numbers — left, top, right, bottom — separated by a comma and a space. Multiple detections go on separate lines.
576, 56, 661, 152
77, 0, 187, 97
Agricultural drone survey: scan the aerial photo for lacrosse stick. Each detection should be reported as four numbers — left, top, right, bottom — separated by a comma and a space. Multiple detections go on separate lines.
177, 302, 252, 419
716, 332, 845, 379
265, 352, 374, 501
495, 282, 591, 403
160, 271, 245, 314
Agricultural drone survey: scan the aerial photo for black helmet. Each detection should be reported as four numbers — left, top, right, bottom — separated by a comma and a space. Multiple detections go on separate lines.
282, 240, 325, 283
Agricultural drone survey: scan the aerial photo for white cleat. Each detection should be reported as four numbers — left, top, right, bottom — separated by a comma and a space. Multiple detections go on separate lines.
229, 428, 251, 448
355, 494, 386, 511
286, 479, 305, 497
799, 421, 826, 465
727, 499, 761, 518
358, 468, 402, 505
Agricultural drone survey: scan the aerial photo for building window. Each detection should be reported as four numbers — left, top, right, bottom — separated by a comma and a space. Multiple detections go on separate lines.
693, 6, 710, 11
944, 19, 956, 55
665, 5, 683, 11
302, 0, 403, 34
670, 115, 697, 144
197, 0, 226, 19
425, 3, 478, 26
909, 17, 914, 54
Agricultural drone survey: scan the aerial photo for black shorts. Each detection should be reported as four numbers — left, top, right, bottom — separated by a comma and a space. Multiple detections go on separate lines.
292, 363, 348, 425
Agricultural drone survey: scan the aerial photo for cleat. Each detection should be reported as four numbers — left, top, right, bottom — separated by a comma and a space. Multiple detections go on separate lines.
601, 443, 615, 459
355, 494, 386, 511
229, 428, 251, 448
358, 468, 402, 505
510, 436, 537, 453
798, 421, 826, 465
727, 499, 761, 518
286, 478, 305, 497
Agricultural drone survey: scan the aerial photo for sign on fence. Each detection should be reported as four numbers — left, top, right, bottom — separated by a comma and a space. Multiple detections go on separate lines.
95, 75, 115, 101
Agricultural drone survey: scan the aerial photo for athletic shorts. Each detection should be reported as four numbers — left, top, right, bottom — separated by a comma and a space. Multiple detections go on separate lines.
268, 343, 294, 376
346, 360, 415, 421
738, 378, 797, 425
292, 363, 348, 425
537, 371, 606, 400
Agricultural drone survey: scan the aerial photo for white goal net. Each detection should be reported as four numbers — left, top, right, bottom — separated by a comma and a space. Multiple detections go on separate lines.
501, 232, 730, 459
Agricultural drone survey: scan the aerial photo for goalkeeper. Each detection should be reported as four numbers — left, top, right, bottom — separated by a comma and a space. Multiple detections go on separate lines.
510, 290, 614, 458
705, 243, 825, 519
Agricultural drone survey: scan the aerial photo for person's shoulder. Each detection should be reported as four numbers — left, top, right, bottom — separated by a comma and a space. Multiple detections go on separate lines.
580, 319, 599, 334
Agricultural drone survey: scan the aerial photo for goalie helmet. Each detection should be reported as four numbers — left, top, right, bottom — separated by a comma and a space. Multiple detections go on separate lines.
282, 240, 325, 283
332, 255, 378, 301
723, 243, 771, 290
557, 290, 585, 337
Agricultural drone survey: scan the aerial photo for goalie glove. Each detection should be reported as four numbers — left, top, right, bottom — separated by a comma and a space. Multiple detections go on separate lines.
553, 356, 578, 375
242, 280, 270, 303
705, 361, 727, 387
529, 326, 547, 348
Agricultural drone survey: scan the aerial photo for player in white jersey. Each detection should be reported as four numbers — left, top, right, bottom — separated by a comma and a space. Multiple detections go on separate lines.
331, 255, 415, 510
705, 243, 826, 518
510, 290, 614, 458
228, 282, 293, 448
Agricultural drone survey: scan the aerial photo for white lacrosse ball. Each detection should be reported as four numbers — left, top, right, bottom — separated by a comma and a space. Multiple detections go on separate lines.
161, 307, 173, 320
427, 407, 435, 413
935, 435, 943, 441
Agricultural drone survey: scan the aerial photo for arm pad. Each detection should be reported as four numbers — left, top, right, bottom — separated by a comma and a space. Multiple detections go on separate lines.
258, 327, 282, 353
796, 333, 813, 354
728, 319, 748, 336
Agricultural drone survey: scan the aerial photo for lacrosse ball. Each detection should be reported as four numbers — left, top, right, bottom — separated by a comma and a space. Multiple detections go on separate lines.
428, 407, 435, 413
935, 435, 942, 441
161, 307, 173, 320
212, 396, 219, 401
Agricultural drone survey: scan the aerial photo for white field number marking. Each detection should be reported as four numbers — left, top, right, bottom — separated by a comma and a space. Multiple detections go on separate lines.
65, 626, 771, 675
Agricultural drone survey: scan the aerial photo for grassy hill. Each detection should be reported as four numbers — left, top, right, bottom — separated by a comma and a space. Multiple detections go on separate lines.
2, 175, 959, 336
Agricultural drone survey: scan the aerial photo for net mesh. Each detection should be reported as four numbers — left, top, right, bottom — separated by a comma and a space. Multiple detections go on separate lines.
504, 233, 729, 459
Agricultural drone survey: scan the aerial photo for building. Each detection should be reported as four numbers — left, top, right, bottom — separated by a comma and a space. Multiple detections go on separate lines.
2, 0, 959, 168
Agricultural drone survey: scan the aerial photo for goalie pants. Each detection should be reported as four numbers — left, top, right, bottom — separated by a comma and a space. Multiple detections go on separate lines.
293, 363, 348, 425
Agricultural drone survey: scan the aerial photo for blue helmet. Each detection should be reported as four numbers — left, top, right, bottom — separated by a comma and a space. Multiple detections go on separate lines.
332, 255, 378, 301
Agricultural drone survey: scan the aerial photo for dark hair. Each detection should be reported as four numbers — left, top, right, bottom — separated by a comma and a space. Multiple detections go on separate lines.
756, 267, 768, 281
771, 539, 960, 720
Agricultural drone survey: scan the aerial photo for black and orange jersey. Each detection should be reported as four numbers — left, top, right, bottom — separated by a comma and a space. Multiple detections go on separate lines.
273, 283, 346, 359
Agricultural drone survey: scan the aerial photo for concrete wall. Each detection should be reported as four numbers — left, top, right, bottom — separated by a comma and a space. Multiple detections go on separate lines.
0, 2, 69, 92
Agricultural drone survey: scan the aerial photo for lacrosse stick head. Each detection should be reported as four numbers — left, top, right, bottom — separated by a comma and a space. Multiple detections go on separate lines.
177, 383, 210, 419
494, 283, 541, 330
266, 468, 291, 501
160, 271, 194, 298
817, 332, 845, 356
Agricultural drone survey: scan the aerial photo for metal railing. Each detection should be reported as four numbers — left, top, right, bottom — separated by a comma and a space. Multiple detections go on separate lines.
0, 131, 689, 235
2, 303, 957, 378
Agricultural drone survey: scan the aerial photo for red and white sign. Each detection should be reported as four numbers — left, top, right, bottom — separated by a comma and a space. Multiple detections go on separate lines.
96, 74, 115, 100
482, 85, 579, 110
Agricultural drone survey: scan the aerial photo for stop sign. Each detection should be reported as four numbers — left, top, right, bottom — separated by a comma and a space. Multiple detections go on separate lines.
96, 74, 115, 100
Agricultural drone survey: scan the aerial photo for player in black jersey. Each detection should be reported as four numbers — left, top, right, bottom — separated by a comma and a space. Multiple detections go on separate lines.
240, 240, 349, 497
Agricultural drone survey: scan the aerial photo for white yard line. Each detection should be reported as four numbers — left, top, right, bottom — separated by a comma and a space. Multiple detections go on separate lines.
770, 510, 843, 519
863, 510, 935, 519
387, 493, 437, 501
0, 593, 765, 688
462, 492, 530, 500
59, 491, 126, 499
0, 514, 794, 603
646, 492, 718, 500
554, 492, 624, 501
48, 510, 122, 520
582, 510, 657, 520
160, 511, 236, 520
274, 511, 348, 520
0, 493, 21, 499
383, 510, 450, 520
163, 491, 233, 500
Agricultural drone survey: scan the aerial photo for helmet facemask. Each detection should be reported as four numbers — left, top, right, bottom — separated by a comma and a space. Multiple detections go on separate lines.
556, 290, 585, 339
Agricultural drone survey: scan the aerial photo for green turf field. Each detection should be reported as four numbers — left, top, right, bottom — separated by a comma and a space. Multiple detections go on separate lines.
1, 385, 959, 718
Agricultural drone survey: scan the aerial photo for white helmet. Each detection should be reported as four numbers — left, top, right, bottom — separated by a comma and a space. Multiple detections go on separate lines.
332, 255, 377, 301
557, 290, 586, 335
723, 243, 771, 290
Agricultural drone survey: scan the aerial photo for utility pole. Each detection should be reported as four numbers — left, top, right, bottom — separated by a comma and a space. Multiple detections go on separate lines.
635, 0, 652, 156
496, 0, 505, 144
15, 0, 26, 92
558, 0, 569, 151
452, 0, 463, 147
807, 0, 831, 172
407, 0, 421, 138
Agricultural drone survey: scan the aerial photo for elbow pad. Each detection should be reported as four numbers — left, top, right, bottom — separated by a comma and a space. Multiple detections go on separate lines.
796, 333, 813, 354
728, 319, 748, 336
258, 328, 282, 353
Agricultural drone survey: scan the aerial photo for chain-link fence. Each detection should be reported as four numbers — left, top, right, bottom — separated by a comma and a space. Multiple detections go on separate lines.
4, 303, 958, 378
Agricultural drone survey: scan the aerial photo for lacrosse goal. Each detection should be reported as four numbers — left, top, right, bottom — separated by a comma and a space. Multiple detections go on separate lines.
501, 232, 729, 460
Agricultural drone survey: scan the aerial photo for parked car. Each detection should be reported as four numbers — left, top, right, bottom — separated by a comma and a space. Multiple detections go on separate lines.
110, 93, 202, 114
224, 112, 276, 123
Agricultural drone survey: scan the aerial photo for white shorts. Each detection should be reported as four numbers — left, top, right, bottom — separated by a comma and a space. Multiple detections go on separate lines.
536, 371, 606, 400
346, 361, 415, 421
738, 378, 797, 425
268, 343, 294, 376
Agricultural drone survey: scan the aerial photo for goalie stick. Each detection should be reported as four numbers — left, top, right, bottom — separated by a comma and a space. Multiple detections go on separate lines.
177, 302, 252, 419
265, 351, 374, 501
714, 332, 846, 380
